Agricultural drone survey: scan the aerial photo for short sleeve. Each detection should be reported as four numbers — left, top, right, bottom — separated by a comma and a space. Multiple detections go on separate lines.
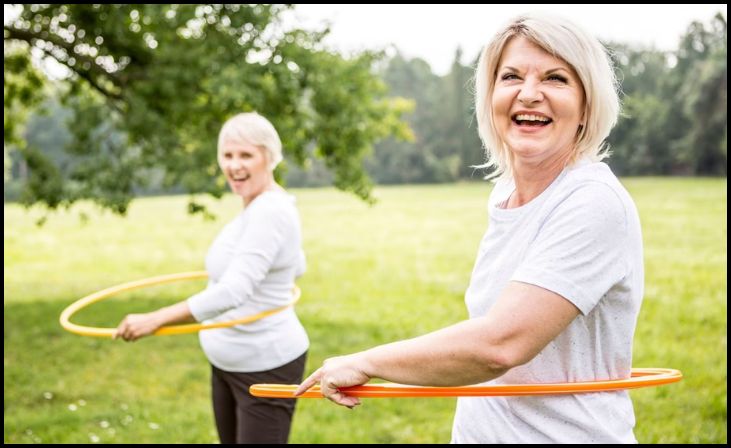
511, 183, 629, 315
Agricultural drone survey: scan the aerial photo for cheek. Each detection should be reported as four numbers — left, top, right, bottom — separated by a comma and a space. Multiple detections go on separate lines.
491, 91, 512, 119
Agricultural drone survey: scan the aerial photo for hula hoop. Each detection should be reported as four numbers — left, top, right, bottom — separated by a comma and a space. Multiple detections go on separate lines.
59, 271, 301, 338
250, 368, 682, 398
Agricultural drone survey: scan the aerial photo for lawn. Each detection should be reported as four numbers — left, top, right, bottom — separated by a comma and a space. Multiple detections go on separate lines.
4, 179, 727, 443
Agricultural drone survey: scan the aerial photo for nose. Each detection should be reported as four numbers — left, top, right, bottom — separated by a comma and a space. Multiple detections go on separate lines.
227, 157, 244, 171
517, 78, 543, 105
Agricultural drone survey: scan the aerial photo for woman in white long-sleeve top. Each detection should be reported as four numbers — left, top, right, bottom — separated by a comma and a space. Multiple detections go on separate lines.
115, 112, 309, 444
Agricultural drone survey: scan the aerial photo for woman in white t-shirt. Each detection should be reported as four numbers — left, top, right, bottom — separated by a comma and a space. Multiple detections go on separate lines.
295, 13, 644, 443
115, 112, 309, 444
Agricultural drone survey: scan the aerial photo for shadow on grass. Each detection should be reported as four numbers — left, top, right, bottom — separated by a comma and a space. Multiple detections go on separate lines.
5, 298, 456, 443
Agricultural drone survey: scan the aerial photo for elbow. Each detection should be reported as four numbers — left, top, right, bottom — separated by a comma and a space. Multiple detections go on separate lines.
480, 344, 533, 376
479, 350, 514, 377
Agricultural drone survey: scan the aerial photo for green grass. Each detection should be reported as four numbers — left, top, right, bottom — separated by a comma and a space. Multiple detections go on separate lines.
4, 179, 727, 443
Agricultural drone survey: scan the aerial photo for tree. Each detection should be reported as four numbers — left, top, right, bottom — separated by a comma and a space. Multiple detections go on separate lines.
671, 13, 727, 175
606, 42, 673, 175
4, 4, 411, 214
606, 12, 727, 176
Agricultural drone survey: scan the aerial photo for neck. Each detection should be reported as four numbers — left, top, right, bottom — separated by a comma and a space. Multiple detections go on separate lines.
508, 150, 572, 208
242, 179, 282, 207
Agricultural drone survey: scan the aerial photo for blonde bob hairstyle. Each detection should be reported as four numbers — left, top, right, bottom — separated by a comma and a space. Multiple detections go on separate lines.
217, 112, 283, 171
474, 13, 620, 179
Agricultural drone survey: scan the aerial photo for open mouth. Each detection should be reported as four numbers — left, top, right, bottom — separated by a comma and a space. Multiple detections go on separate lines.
511, 113, 553, 127
230, 174, 250, 182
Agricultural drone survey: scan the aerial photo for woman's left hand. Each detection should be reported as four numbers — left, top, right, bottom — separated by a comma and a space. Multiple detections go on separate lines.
113, 312, 162, 341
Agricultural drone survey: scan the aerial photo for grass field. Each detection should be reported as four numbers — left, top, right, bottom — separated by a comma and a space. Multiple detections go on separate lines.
4, 179, 727, 443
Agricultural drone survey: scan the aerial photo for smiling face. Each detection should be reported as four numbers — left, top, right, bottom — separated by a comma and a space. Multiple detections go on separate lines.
491, 36, 585, 167
218, 140, 272, 205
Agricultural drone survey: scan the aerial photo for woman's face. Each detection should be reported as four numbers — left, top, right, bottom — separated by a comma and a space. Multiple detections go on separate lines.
492, 36, 585, 166
218, 140, 271, 204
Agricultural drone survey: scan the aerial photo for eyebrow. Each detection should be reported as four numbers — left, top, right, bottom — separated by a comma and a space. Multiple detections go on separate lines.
501, 66, 570, 74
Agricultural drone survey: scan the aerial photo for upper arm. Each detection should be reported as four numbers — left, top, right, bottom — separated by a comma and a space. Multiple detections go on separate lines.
482, 281, 581, 369
188, 200, 294, 320
219, 202, 290, 285
477, 183, 631, 370
513, 182, 629, 315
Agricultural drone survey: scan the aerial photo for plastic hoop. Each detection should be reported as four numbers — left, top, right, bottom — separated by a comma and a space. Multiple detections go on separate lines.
250, 367, 682, 398
60, 271, 301, 338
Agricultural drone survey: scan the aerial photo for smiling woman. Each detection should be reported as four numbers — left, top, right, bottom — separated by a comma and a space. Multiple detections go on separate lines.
293, 12, 649, 444
490, 35, 586, 182
217, 113, 284, 205
114, 112, 310, 444
474, 15, 620, 183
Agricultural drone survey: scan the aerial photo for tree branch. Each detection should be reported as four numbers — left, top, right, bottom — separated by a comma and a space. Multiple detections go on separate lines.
4, 25, 123, 100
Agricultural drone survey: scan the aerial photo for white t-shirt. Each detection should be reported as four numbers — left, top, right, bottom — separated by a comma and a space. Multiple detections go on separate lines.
187, 190, 309, 372
451, 160, 644, 443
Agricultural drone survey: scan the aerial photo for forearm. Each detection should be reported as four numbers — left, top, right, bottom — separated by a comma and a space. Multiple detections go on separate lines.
115, 300, 196, 341
361, 317, 511, 386
153, 300, 196, 326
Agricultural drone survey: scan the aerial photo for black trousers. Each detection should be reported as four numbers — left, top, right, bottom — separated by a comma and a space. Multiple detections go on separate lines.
211, 352, 307, 444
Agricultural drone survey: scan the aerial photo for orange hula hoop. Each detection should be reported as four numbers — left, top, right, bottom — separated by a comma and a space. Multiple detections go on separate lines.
250, 368, 682, 398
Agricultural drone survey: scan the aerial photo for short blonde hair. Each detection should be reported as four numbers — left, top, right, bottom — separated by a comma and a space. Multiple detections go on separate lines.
217, 112, 283, 171
475, 13, 620, 179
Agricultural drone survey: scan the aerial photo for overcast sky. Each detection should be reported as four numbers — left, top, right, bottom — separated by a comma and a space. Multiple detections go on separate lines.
284, 4, 727, 75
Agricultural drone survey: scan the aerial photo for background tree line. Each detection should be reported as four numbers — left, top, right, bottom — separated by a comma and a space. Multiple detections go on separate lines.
291, 12, 726, 186
360, 11, 726, 184
5, 6, 726, 212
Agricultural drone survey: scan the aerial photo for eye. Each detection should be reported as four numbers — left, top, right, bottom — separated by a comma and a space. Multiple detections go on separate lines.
501, 73, 519, 81
222, 152, 232, 159
547, 74, 568, 83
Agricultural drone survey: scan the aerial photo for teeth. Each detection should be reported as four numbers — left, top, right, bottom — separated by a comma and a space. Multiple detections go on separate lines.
515, 114, 550, 122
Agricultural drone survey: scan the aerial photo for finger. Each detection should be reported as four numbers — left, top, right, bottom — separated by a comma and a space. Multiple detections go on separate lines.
121, 327, 134, 342
321, 375, 342, 397
328, 391, 361, 408
294, 369, 322, 396
127, 328, 141, 342
114, 324, 127, 341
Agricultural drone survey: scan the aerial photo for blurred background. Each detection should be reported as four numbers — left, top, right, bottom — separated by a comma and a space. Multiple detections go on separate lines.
4, 4, 727, 444
4, 4, 727, 207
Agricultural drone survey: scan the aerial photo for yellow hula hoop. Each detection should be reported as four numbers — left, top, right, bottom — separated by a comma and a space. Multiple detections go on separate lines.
59, 271, 301, 338
251, 368, 683, 398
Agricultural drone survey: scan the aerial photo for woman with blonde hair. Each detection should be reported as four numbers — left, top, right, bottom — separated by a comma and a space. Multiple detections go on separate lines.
115, 112, 309, 444
296, 13, 643, 443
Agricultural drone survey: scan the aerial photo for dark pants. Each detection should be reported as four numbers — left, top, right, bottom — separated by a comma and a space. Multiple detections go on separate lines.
211, 352, 307, 444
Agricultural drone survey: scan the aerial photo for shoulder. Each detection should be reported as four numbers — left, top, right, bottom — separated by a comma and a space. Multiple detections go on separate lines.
249, 190, 297, 213
246, 191, 299, 226
550, 162, 634, 228
563, 162, 631, 207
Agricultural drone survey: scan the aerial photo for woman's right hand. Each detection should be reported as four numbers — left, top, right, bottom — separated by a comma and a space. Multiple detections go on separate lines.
294, 353, 371, 408
113, 312, 163, 341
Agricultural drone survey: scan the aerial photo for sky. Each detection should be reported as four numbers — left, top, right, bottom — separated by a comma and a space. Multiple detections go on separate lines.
284, 4, 727, 75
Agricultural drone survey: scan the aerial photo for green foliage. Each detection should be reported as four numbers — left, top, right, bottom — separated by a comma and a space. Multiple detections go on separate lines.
4, 4, 410, 214
365, 13, 726, 185
4, 47, 46, 146
365, 49, 483, 185
4, 180, 727, 443
608, 13, 727, 175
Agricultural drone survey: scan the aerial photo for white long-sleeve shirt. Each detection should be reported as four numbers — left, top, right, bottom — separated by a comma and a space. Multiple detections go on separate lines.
187, 190, 309, 372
